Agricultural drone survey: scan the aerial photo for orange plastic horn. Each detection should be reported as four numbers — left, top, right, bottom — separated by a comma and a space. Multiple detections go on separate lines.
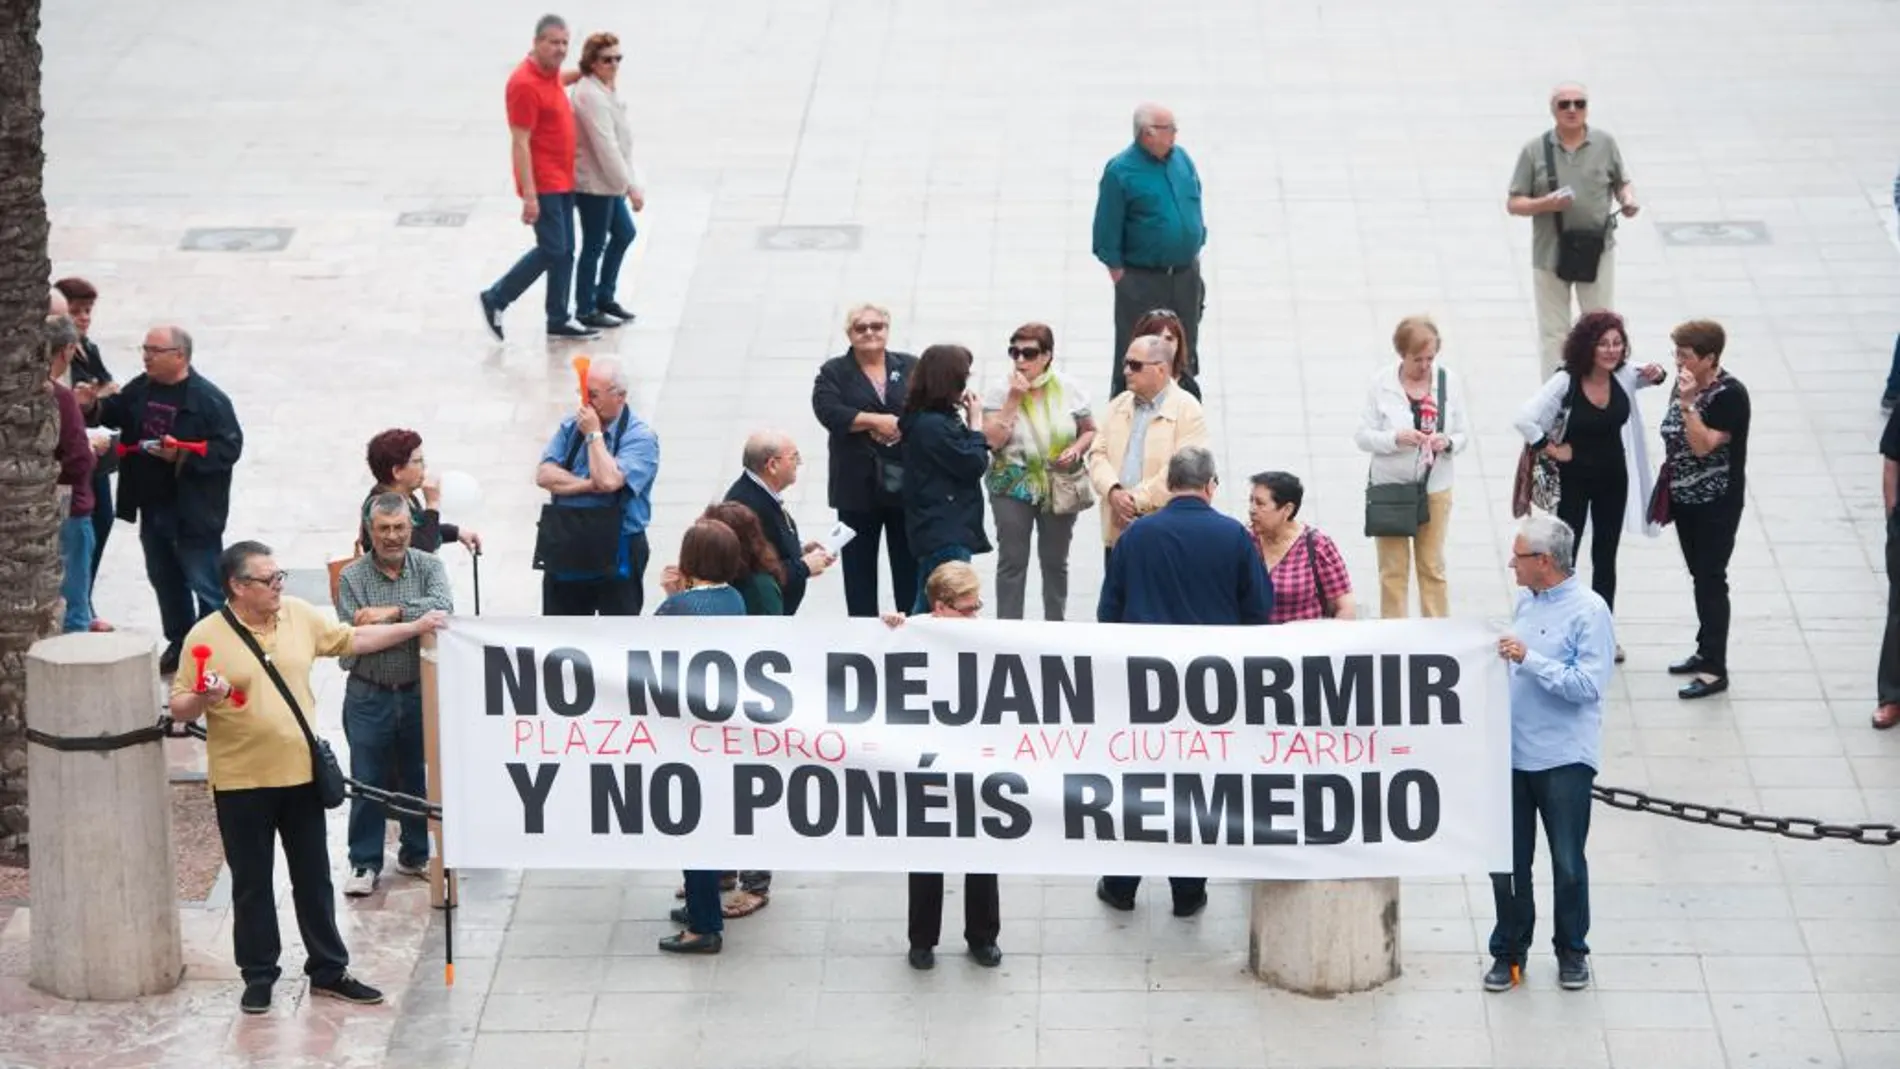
571, 354, 591, 404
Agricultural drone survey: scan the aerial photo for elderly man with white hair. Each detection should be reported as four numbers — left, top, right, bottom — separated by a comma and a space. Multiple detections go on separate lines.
534, 356, 659, 615
1488, 512, 1614, 995
1507, 82, 1641, 376
1085, 334, 1209, 563
725, 430, 832, 614
1093, 102, 1208, 398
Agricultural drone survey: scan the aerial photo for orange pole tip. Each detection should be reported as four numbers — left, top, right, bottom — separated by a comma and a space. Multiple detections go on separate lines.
445, 963, 455, 987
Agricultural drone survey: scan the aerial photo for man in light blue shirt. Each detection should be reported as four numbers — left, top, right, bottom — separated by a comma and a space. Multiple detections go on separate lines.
535, 357, 660, 615
1487, 513, 1613, 995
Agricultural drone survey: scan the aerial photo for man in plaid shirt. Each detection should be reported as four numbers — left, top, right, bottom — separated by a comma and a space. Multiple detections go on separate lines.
336, 493, 455, 896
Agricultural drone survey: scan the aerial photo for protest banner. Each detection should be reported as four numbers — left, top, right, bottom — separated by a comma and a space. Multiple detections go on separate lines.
436, 616, 1512, 878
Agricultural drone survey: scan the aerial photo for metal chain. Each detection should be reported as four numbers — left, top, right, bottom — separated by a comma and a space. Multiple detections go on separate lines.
160, 717, 442, 822
1593, 784, 1900, 846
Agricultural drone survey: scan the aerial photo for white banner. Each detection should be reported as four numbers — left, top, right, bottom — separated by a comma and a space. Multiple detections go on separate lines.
437, 616, 1512, 878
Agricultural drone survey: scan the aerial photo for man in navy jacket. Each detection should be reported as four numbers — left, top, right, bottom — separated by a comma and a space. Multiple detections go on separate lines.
725, 431, 831, 614
1095, 445, 1272, 916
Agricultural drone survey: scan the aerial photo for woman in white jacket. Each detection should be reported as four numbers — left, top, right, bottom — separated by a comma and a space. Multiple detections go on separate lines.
1354, 316, 1471, 618
1513, 310, 1667, 656
570, 33, 642, 330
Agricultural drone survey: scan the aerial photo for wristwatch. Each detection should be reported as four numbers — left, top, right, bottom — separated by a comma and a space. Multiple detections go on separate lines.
585, 431, 604, 443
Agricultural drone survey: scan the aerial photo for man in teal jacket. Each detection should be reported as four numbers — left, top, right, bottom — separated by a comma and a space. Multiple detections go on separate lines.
1093, 102, 1208, 398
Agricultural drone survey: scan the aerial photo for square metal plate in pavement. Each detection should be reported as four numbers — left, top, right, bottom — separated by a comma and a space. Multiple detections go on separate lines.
1657, 221, 1771, 246
397, 210, 470, 228
757, 225, 863, 251
179, 227, 295, 252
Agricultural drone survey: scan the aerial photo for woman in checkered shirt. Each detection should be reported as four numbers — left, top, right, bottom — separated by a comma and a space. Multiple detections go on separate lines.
1246, 471, 1356, 623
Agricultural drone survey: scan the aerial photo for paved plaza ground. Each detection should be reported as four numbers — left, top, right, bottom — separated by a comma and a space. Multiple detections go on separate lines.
2, 0, 1899, 1065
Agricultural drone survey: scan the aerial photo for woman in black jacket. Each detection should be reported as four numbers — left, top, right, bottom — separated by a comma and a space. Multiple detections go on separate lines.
811, 303, 919, 616
900, 344, 992, 612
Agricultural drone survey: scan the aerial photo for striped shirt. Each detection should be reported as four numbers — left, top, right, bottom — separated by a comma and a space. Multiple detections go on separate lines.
335, 548, 454, 685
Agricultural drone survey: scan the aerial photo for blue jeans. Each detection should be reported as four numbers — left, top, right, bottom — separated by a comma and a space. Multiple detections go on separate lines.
341, 677, 429, 873
681, 869, 724, 936
1489, 763, 1594, 962
912, 544, 974, 613
59, 515, 95, 633
137, 504, 223, 646
484, 192, 577, 328
574, 193, 635, 317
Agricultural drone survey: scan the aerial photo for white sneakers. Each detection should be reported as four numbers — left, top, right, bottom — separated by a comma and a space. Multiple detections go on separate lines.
342, 867, 378, 897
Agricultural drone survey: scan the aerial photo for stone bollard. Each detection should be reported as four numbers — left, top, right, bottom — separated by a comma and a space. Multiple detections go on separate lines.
1250, 877, 1400, 995
26, 633, 184, 1000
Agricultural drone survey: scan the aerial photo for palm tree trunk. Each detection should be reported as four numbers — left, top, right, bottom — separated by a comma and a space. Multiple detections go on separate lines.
0, 0, 56, 850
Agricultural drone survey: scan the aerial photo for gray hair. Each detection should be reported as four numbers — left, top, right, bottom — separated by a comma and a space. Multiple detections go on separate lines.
1129, 334, 1173, 366
154, 324, 194, 360
1131, 102, 1167, 138
1549, 81, 1588, 105
1165, 445, 1218, 492
1518, 513, 1576, 574
741, 431, 785, 474
43, 314, 79, 354
368, 492, 411, 521
590, 356, 629, 391
534, 13, 567, 38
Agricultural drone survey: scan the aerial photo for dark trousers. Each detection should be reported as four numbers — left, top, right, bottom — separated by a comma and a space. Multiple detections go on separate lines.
1110, 262, 1204, 396
1489, 763, 1594, 962
908, 872, 999, 950
1100, 875, 1206, 909
682, 869, 725, 936
542, 533, 649, 616
137, 504, 223, 646
214, 783, 350, 986
1881, 509, 1900, 704
912, 544, 975, 613
837, 507, 915, 617
341, 678, 428, 873
1673, 496, 1743, 674
574, 192, 636, 317
483, 191, 577, 328
1555, 461, 1628, 611
88, 470, 113, 582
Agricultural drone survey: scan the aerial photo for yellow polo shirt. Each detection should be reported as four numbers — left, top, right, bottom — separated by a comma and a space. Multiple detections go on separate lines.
171, 597, 354, 791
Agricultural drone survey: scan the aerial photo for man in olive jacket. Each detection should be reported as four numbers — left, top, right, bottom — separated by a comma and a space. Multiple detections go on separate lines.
98, 324, 243, 674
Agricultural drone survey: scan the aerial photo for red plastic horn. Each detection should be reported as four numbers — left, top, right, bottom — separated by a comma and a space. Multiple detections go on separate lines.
162, 436, 210, 456
189, 644, 211, 692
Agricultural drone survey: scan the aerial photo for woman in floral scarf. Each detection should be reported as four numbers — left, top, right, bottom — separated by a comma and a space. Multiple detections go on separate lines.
980, 322, 1096, 620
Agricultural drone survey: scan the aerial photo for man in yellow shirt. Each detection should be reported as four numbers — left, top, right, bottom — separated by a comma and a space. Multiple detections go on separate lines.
169, 540, 447, 1015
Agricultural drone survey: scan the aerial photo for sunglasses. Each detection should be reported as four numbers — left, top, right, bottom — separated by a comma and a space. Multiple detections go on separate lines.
1123, 359, 1164, 373
1555, 99, 1587, 111
850, 321, 888, 335
599, 55, 623, 65
1007, 346, 1043, 361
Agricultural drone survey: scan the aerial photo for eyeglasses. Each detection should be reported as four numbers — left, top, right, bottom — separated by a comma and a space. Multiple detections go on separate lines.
1555, 99, 1587, 111
1007, 346, 1043, 361
599, 54, 623, 65
941, 599, 983, 616
850, 321, 889, 335
1123, 359, 1164, 373
140, 345, 181, 355
238, 572, 288, 589
1143, 123, 1178, 133
1512, 552, 1546, 561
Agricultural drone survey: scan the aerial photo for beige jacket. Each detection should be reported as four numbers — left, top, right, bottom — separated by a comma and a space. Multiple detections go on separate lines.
1085, 386, 1209, 545
571, 75, 643, 197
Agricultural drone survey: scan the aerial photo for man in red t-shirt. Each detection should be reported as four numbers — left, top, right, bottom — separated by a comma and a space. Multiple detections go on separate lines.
479, 14, 597, 341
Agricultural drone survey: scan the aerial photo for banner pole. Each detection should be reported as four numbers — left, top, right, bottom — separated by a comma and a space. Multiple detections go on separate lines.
422, 632, 446, 910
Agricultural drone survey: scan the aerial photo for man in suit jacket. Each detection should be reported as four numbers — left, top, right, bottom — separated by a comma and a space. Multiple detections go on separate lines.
726, 431, 832, 614
1096, 445, 1273, 918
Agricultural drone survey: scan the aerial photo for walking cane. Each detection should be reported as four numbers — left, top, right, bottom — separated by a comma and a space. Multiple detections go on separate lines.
470, 547, 482, 617
444, 865, 457, 986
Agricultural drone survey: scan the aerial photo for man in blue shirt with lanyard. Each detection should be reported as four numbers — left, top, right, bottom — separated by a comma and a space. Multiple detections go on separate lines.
1489, 512, 1614, 994
1093, 102, 1208, 398
535, 357, 660, 614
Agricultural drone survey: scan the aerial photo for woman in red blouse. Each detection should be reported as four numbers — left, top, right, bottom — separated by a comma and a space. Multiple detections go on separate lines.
1247, 471, 1356, 623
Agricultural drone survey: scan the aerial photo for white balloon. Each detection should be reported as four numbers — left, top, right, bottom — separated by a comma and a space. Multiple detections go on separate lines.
436, 470, 484, 516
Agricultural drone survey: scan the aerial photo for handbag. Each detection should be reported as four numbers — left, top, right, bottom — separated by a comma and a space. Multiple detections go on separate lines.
532, 409, 630, 573
219, 607, 348, 809
1363, 367, 1444, 537
1545, 133, 1607, 284
1647, 463, 1673, 527
1304, 529, 1335, 619
1511, 396, 1568, 518
1024, 387, 1093, 516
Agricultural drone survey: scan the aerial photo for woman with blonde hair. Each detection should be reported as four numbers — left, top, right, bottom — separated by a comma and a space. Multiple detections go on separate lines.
1353, 315, 1470, 617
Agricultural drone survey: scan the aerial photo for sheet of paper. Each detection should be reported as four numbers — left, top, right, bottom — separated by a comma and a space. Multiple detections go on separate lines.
820, 521, 856, 557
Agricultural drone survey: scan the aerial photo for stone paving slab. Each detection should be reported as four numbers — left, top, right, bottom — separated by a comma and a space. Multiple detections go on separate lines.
5, 0, 1900, 1066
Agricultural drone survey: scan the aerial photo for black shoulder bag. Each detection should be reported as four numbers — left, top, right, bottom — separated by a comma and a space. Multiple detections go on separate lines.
1545, 132, 1606, 283
533, 409, 631, 573
1304, 529, 1336, 619
219, 606, 348, 809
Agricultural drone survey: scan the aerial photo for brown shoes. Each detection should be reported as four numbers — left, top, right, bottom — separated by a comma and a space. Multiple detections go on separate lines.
1873, 704, 1900, 731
